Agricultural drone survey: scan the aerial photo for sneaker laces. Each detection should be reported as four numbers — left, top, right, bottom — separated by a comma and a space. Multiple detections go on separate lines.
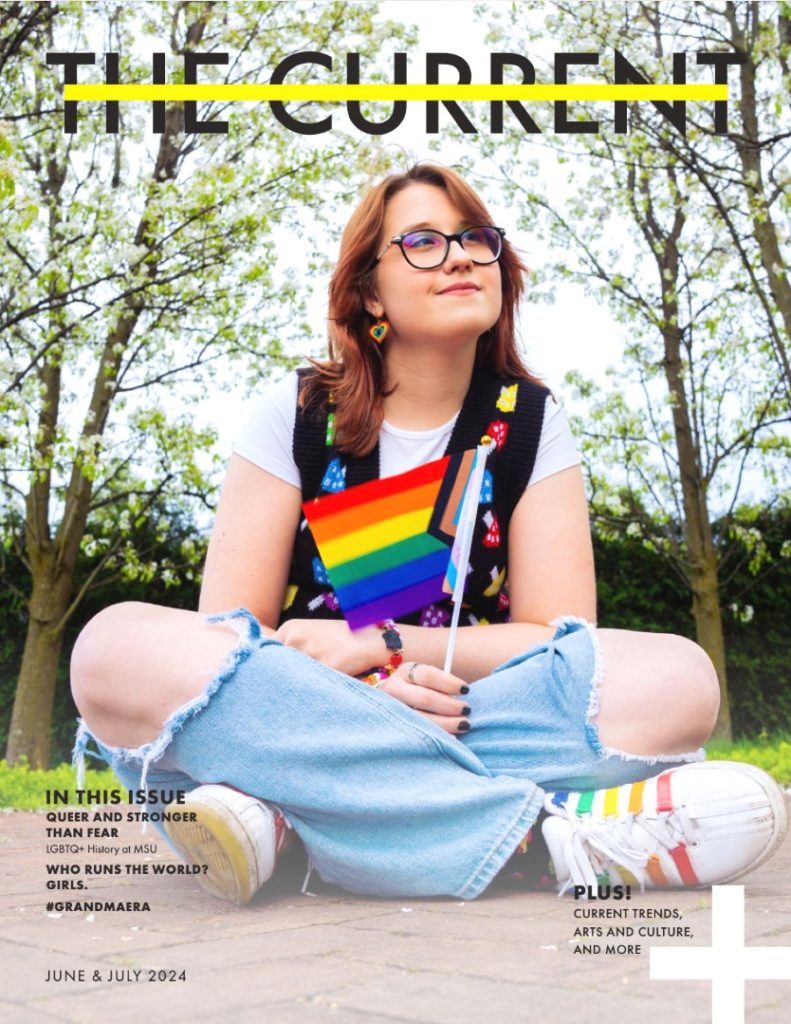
555, 803, 698, 896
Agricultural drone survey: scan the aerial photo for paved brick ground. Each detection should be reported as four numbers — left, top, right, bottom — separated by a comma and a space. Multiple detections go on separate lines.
2, 801, 790, 1024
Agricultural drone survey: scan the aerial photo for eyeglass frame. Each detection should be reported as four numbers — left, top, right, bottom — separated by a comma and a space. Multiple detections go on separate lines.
375, 225, 506, 269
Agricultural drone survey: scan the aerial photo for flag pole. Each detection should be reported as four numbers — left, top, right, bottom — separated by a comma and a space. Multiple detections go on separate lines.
443, 439, 492, 674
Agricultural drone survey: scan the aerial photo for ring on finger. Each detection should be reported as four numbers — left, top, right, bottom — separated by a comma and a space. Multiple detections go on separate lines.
407, 661, 422, 684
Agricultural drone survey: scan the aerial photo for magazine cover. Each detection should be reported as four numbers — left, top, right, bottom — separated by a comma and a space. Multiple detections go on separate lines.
2, 1, 790, 1021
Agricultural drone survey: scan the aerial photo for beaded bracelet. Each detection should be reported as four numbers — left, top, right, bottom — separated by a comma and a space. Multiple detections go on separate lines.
361, 619, 404, 686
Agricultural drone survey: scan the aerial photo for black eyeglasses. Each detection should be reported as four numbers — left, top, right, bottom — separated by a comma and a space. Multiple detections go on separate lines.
376, 226, 505, 269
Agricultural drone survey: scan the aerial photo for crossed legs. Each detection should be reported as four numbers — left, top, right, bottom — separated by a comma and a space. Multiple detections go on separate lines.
70, 603, 782, 903
70, 602, 720, 759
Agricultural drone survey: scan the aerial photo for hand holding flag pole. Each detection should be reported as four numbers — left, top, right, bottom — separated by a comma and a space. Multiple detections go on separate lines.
442, 439, 493, 674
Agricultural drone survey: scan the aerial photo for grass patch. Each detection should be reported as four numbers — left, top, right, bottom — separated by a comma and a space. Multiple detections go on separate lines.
0, 759, 124, 810
705, 732, 791, 786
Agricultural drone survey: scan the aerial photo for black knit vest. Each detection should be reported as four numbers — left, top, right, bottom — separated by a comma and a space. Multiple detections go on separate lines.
280, 364, 549, 628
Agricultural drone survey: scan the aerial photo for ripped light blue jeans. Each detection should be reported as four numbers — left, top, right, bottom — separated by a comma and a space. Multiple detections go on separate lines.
74, 614, 703, 900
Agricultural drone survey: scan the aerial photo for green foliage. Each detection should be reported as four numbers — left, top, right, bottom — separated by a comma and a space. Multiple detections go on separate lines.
465, 2, 790, 743
705, 737, 791, 787
1, 0, 412, 763
0, 503, 205, 764
467, 0, 790, 568
594, 503, 791, 738
594, 529, 691, 636
717, 508, 791, 737
0, 759, 125, 810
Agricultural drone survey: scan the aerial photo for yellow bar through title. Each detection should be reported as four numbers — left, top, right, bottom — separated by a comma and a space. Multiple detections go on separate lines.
64, 84, 728, 102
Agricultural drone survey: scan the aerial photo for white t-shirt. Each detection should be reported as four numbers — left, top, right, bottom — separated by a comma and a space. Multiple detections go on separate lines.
233, 371, 581, 489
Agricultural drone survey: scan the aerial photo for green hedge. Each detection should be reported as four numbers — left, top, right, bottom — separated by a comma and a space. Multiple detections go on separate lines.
593, 519, 791, 739
705, 735, 791, 786
0, 759, 125, 810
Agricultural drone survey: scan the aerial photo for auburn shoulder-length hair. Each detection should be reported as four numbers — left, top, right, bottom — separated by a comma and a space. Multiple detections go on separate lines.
301, 163, 541, 457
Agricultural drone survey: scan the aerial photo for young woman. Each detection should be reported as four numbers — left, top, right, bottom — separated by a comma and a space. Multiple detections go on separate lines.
71, 164, 786, 905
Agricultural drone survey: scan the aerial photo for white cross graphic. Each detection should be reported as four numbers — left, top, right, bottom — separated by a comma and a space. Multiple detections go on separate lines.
650, 886, 791, 1024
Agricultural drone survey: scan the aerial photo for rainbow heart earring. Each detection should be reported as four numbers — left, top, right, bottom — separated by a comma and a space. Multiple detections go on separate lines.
369, 319, 390, 343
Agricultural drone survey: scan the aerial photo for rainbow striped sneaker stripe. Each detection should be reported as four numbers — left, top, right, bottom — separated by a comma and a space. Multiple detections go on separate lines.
550, 774, 701, 886
542, 762, 787, 895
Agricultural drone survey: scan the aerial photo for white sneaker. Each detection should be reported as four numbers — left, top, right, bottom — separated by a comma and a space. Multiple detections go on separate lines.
541, 761, 787, 896
164, 785, 293, 905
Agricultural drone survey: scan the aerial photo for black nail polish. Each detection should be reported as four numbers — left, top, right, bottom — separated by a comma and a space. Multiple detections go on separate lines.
460, 685, 470, 695
461, 706, 472, 717
458, 720, 471, 732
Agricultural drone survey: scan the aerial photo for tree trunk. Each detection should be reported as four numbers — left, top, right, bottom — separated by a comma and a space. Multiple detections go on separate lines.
664, 338, 732, 740
662, 319, 732, 740
6, 568, 71, 768
650, 199, 733, 741
690, 558, 732, 739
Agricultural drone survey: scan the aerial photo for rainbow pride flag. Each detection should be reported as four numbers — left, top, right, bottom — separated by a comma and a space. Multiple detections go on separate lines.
303, 451, 477, 629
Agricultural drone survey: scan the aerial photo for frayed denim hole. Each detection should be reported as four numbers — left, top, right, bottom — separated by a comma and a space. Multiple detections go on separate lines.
579, 620, 706, 767
206, 606, 263, 645
549, 614, 592, 642
597, 742, 707, 767
490, 615, 593, 676
72, 614, 263, 832
72, 719, 111, 789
